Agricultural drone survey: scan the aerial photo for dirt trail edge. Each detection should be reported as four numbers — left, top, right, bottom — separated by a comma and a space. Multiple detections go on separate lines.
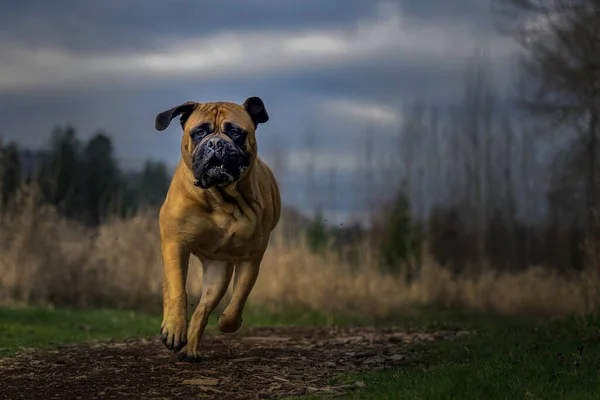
0, 326, 469, 399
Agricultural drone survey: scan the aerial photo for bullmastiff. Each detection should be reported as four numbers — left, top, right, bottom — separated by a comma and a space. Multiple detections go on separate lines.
154, 96, 281, 361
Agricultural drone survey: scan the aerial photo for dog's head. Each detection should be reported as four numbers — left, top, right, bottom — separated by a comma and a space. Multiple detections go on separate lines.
155, 97, 268, 189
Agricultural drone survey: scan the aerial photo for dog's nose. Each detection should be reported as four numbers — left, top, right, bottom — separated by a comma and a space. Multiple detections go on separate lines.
206, 137, 224, 150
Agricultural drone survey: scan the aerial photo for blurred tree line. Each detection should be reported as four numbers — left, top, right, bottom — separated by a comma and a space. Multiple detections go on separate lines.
305, 0, 600, 276
0, 126, 171, 225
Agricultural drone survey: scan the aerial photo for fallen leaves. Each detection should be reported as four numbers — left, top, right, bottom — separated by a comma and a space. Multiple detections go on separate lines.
241, 336, 291, 342
182, 377, 219, 386
230, 356, 260, 363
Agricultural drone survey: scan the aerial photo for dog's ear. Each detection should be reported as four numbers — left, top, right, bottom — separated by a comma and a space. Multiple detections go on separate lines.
155, 101, 199, 131
243, 97, 269, 128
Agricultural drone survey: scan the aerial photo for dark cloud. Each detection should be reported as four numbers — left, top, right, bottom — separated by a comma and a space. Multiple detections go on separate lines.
400, 0, 497, 31
0, 0, 501, 55
0, 0, 373, 54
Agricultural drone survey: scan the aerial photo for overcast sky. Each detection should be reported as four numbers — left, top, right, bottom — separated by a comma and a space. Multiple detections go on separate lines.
0, 0, 520, 223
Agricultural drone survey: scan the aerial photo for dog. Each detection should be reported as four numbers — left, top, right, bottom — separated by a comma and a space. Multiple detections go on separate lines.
154, 96, 281, 361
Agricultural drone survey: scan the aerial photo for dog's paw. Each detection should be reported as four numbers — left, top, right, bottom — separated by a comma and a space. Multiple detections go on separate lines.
160, 315, 188, 351
217, 313, 243, 333
177, 345, 203, 363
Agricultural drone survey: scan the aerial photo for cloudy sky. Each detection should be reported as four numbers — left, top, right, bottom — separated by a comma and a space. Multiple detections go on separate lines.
0, 0, 519, 223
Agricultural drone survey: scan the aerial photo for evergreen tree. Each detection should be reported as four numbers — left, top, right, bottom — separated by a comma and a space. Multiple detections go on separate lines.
0, 142, 21, 205
81, 132, 122, 225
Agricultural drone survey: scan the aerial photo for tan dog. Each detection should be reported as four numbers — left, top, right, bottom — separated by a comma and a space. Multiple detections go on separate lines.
154, 97, 281, 361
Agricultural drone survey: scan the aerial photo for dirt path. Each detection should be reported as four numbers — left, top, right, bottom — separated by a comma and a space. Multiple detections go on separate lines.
0, 326, 468, 399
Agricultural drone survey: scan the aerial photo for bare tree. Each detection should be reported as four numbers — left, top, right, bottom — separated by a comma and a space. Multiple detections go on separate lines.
494, 0, 600, 238
461, 52, 496, 265
328, 167, 337, 226
363, 127, 374, 212
398, 104, 425, 216
305, 122, 318, 213
270, 132, 286, 187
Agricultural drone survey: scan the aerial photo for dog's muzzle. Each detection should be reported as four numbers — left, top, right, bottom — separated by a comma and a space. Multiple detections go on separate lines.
192, 137, 248, 189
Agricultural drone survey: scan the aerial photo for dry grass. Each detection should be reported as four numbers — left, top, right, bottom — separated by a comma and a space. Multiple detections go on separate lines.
1, 186, 599, 318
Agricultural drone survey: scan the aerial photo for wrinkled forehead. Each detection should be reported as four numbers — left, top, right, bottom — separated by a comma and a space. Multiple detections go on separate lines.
186, 102, 254, 132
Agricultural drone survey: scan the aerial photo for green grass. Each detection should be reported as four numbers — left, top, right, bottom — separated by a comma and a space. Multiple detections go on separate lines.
0, 304, 357, 357
321, 311, 600, 400
0, 307, 161, 356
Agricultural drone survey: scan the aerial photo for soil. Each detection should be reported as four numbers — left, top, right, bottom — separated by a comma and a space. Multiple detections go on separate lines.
0, 326, 469, 399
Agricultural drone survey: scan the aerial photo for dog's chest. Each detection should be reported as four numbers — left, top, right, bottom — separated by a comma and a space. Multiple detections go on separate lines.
193, 210, 264, 260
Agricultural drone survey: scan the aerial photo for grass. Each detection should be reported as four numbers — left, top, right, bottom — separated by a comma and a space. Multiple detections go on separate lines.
0, 304, 365, 358
320, 312, 600, 400
0, 307, 161, 357
0, 304, 501, 358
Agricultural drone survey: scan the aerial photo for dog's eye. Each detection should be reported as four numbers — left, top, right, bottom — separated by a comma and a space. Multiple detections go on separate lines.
230, 130, 239, 138
191, 129, 205, 141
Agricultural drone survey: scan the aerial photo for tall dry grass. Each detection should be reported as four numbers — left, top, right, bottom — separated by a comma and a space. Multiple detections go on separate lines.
0, 185, 599, 318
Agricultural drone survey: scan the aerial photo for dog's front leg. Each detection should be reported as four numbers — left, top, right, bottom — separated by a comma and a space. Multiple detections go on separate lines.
217, 257, 261, 334
179, 259, 233, 362
160, 241, 190, 352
